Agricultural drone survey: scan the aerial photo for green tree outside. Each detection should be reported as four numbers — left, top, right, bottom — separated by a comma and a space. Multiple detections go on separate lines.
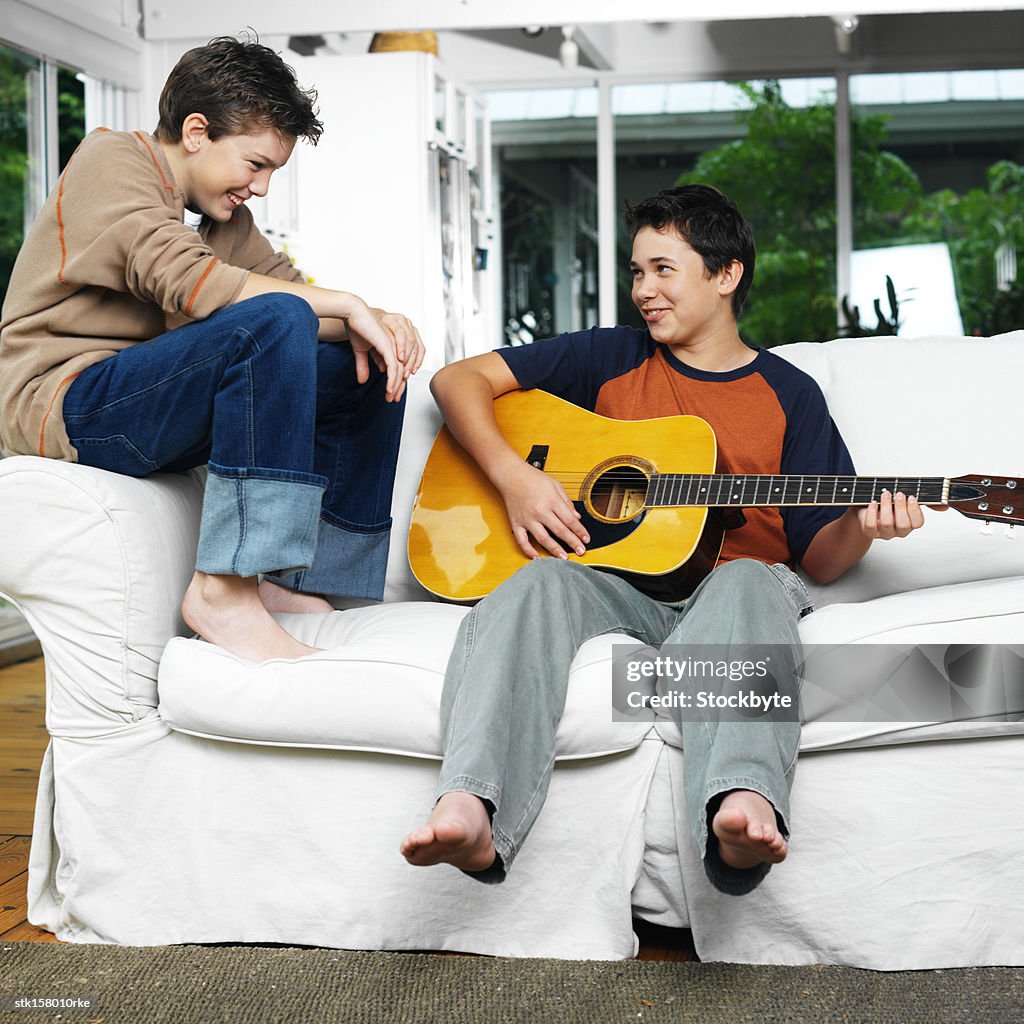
676, 81, 923, 346
902, 160, 1024, 335
669, 80, 1021, 345
0, 50, 84, 312
0, 46, 34, 311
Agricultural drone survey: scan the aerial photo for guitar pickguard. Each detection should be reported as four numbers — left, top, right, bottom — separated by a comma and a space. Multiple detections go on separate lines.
555, 502, 646, 553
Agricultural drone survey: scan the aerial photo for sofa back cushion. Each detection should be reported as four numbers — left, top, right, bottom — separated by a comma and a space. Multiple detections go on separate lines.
381, 376, 442, 603
777, 332, 1024, 606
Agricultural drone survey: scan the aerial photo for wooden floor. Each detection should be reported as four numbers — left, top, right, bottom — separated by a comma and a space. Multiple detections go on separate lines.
0, 656, 57, 942
0, 655, 695, 959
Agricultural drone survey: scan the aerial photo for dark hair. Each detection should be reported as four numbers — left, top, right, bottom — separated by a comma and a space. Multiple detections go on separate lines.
624, 184, 756, 317
155, 35, 323, 145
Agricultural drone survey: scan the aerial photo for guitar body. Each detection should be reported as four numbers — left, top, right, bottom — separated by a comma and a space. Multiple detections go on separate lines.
408, 389, 723, 602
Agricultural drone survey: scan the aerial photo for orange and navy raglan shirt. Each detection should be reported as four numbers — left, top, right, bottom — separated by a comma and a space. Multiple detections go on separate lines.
497, 326, 855, 568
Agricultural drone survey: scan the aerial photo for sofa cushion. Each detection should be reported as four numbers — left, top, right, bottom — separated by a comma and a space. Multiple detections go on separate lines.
648, 573, 1024, 754
158, 605, 654, 759
161, 571, 1024, 760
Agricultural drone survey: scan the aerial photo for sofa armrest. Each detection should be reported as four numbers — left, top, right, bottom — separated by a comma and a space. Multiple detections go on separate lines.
0, 456, 203, 732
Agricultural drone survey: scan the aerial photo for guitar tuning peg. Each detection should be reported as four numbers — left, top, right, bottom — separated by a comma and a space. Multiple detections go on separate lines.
979, 520, 993, 536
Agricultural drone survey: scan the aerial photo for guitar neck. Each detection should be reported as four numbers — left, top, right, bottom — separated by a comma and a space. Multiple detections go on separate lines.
646, 474, 949, 509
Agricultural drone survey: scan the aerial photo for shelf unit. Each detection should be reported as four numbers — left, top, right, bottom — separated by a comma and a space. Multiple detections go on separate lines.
251, 50, 495, 371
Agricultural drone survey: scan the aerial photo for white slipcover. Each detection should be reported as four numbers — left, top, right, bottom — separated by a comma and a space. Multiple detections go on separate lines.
2, 335, 1023, 965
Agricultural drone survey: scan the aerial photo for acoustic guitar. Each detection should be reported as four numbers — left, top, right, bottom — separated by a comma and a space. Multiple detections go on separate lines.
408, 388, 1024, 602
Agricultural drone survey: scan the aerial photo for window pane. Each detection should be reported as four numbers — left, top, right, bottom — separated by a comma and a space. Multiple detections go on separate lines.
0, 43, 42, 311
614, 78, 838, 347
485, 86, 598, 344
0, 46, 85, 312
57, 66, 85, 170
851, 69, 1024, 337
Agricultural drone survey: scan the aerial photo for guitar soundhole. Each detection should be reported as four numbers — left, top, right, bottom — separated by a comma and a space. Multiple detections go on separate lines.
588, 464, 650, 524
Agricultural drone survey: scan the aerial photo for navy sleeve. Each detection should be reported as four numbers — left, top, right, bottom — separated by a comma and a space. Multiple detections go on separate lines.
495, 327, 654, 411
759, 354, 856, 563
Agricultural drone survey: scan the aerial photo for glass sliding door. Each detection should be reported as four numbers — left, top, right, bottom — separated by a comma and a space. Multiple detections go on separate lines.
0, 42, 85, 652
0, 43, 44, 311
0, 42, 86, 311
485, 86, 599, 345
850, 69, 1024, 338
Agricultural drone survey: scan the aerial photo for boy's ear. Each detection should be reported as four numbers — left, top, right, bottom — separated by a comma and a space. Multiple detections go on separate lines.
180, 112, 211, 154
717, 259, 744, 298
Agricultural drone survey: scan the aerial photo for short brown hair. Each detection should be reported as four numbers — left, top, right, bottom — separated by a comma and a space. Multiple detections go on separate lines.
625, 184, 756, 317
155, 35, 323, 145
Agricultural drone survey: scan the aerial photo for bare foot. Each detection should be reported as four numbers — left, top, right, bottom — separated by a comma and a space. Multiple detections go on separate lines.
182, 571, 323, 663
258, 579, 334, 615
400, 792, 496, 872
712, 789, 788, 870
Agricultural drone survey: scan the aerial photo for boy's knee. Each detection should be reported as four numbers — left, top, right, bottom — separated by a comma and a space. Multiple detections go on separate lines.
491, 557, 572, 600
518, 556, 588, 586
703, 559, 781, 609
237, 292, 319, 335
498, 558, 607, 613
713, 558, 771, 588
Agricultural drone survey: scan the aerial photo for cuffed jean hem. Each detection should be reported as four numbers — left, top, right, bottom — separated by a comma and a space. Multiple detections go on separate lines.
264, 516, 392, 602
435, 775, 510, 885
196, 467, 325, 577
699, 777, 790, 896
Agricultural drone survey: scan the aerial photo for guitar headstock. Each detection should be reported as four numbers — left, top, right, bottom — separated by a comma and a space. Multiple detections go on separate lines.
948, 475, 1024, 527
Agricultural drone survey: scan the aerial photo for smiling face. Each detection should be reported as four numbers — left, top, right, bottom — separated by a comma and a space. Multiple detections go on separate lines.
175, 116, 295, 222
630, 225, 743, 350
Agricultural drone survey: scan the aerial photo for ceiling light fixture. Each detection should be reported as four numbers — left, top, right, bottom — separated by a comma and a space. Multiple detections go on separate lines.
831, 14, 860, 55
559, 25, 579, 69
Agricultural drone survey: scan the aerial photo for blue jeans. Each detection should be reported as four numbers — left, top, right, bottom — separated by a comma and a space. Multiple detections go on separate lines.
437, 557, 810, 896
62, 294, 405, 601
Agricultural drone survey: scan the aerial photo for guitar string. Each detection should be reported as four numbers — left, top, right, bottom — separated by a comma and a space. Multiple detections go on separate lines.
538, 472, 944, 484
531, 470, 947, 487
530, 471, 950, 504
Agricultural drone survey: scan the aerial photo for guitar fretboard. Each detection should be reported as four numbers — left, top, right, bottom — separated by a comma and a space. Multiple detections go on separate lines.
646, 475, 949, 508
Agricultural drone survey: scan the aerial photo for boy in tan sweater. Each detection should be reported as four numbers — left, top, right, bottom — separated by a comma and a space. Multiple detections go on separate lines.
0, 36, 424, 663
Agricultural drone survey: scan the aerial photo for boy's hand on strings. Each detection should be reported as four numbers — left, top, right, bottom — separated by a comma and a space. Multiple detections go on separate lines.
498, 460, 590, 561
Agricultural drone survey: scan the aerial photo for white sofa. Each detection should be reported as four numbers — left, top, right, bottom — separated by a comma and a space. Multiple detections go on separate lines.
2, 334, 1024, 967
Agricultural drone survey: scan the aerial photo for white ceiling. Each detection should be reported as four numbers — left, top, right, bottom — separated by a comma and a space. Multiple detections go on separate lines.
138, 0, 1024, 38
130, 3, 1024, 90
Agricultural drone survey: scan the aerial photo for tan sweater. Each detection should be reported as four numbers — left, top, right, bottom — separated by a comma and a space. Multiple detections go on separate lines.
0, 129, 302, 460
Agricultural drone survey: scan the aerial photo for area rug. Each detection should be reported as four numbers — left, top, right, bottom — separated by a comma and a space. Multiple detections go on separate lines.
2, 943, 1022, 1023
